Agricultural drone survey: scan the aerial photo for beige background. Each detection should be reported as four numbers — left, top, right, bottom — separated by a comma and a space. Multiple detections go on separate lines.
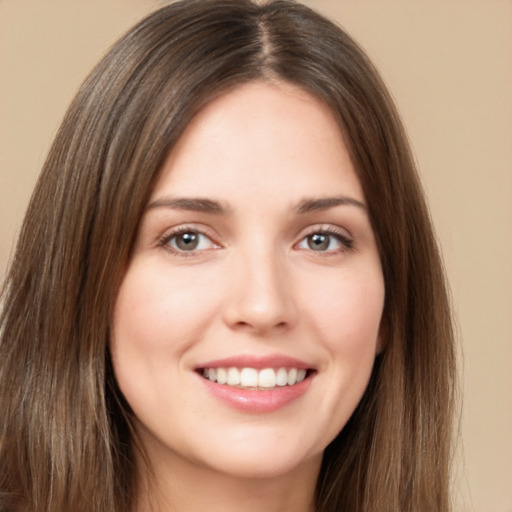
1, 1, 511, 510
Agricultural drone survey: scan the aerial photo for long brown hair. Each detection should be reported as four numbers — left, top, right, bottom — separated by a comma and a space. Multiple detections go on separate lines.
0, 1, 456, 510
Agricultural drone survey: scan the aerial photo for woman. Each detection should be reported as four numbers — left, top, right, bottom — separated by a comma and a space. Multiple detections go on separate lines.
0, 1, 456, 511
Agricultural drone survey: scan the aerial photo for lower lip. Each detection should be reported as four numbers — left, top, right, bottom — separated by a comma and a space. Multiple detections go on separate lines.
199, 374, 313, 413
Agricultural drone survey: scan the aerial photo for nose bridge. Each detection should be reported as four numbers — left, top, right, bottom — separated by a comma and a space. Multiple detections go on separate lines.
223, 237, 296, 333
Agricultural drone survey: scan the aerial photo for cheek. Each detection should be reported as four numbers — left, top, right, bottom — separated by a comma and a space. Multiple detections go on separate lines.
112, 262, 219, 351
307, 267, 385, 349
109, 262, 220, 403
260, 263, 382, 456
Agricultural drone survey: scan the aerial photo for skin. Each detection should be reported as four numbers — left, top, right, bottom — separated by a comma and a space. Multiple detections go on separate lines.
111, 81, 385, 512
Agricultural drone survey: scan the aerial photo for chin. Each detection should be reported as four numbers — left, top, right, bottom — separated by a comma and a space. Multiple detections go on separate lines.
204, 450, 321, 481
187, 428, 324, 481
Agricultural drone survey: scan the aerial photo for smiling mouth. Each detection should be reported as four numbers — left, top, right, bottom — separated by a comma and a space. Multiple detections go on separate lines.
197, 367, 314, 390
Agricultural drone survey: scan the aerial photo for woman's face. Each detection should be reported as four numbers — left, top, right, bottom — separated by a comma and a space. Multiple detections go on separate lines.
111, 82, 384, 481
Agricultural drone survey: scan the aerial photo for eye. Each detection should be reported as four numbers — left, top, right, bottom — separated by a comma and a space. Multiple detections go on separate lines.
296, 230, 353, 253
161, 229, 219, 254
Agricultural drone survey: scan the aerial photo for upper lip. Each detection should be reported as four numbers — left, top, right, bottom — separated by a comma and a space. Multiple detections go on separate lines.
195, 354, 314, 370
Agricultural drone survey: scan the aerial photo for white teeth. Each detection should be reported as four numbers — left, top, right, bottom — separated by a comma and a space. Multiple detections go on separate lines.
287, 368, 298, 386
227, 367, 240, 386
240, 367, 258, 387
276, 368, 288, 386
201, 366, 309, 389
258, 368, 276, 388
216, 368, 227, 385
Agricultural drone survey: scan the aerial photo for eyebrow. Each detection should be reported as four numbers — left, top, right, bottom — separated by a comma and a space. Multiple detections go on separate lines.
295, 196, 367, 214
146, 197, 228, 214
145, 195, 366, 216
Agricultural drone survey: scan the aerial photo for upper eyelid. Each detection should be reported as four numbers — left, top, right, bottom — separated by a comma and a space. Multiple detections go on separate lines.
297, 223, 353, 239
294, 225, 355, 252
158, 224, 220, 247
160, 223, 217, 238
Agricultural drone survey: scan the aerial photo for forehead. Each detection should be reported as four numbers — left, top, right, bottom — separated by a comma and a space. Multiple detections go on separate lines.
151, 81, 364, 205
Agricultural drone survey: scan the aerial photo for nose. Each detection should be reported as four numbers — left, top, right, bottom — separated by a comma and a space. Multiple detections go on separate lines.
222, 248, 298, 335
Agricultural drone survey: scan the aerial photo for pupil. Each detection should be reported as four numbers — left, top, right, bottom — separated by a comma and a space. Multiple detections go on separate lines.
308, 233, 329, 251
176, 232, 198, 250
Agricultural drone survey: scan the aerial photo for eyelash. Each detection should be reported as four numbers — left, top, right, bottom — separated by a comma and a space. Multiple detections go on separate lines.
296, 227, 354, 254
158, 225, 354, 257
158, 226, 219, 257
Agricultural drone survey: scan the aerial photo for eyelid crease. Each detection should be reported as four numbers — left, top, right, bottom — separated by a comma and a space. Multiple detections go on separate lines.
298, 222, 353, 240
297, 227, 354, 249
